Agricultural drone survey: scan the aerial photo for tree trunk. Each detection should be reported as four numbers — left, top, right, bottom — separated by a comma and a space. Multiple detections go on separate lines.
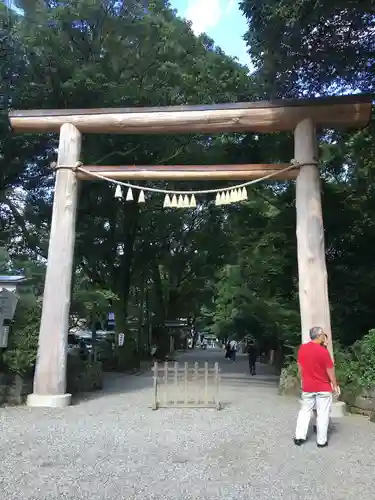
113, 202, 139, 332
152, 261, 166, 327
137, 273, 145, 355
145, 285, 152, 353
91, 318, 97, 362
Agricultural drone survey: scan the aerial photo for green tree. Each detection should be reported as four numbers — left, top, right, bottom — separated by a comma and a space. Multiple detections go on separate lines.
240, 0, 375, 97
6, 0, 255, 341
239, 0, 375, 347
208, 189, 300, 351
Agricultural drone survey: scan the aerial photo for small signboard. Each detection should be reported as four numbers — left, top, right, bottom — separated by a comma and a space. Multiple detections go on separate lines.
107, 311, 115, 331
118, 332, 125, 347
0, 324, 9, 349
0, 288, 19, 320
0, 289, 19, 348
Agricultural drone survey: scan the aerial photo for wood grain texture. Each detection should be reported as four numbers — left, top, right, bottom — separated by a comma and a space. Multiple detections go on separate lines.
33, 123, 81, 396
295, 118, 333, 356
9, 94, 372, 134
76, 164, 297, 181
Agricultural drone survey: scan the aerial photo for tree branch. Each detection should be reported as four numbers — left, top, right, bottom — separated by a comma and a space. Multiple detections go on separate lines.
3, 196, 48, 259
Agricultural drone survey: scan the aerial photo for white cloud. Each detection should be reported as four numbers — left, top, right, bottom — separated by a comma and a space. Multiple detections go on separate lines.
185, 0, 224, 35
225, 0, 235, 14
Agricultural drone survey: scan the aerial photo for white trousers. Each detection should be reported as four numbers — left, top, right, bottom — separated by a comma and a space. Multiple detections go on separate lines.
295, 392, 332, 445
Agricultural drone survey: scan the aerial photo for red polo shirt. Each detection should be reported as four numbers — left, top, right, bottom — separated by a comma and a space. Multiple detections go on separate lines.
297, 341, 333, 392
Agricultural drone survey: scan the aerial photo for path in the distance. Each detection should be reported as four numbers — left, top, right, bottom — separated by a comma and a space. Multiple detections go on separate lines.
0, 348, 374, 500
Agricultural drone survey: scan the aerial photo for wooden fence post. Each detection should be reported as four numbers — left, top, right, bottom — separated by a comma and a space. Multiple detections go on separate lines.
204, 361, 209, 404
174, 361, 178, 402
164, 361, 168, 405
184, 362, 188, 404
214, 362, 220, 410
152, 361, 158, 410
194, 361, 199, 402
27, 123, 81, 408
295, 118, 333, 356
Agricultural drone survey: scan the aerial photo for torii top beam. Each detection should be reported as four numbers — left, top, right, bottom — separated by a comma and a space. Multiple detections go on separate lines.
8, 94, 373, 135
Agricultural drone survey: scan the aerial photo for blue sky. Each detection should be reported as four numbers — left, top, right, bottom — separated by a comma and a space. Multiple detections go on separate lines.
170, 0, 253, 70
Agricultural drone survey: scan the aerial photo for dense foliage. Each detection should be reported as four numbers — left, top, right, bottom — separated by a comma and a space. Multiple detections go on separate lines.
234, 0, 375, 348
240, 0, 375, 97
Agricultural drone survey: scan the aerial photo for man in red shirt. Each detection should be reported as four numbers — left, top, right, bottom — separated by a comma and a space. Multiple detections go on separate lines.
294, 326, 339, 448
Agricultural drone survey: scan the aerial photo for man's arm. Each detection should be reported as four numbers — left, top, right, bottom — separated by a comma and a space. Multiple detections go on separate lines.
297, 362, 303, 388
296, 346, 302, 386
324, 351, 339, 392
327, 367, 338, 391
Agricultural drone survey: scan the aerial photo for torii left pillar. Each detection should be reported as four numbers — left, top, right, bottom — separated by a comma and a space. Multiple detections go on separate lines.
27, 123, 81, 408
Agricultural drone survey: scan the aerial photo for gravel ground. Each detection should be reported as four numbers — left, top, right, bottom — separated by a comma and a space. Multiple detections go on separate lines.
0, 349, 374, 500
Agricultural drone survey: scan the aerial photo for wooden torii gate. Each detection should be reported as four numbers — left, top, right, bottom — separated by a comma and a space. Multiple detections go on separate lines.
9, 94, 372, 408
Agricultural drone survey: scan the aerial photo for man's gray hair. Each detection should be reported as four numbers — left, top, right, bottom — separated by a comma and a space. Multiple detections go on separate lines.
309, 326, 324, 340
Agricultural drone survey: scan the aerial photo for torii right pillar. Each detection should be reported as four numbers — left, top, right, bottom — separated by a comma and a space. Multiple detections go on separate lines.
294, 118, 333, 357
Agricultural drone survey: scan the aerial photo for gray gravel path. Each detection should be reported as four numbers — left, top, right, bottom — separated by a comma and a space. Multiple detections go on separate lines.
0, 348, 374, 500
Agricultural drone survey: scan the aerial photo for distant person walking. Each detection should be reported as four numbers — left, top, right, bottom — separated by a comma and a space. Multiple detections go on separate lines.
294, 327, 339, 448
229, 339, 237, 361
225, 341, 231, 359
247, 340, 257, 375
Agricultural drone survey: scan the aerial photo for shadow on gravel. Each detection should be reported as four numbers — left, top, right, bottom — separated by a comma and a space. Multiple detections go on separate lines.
72, 372, 153, 404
